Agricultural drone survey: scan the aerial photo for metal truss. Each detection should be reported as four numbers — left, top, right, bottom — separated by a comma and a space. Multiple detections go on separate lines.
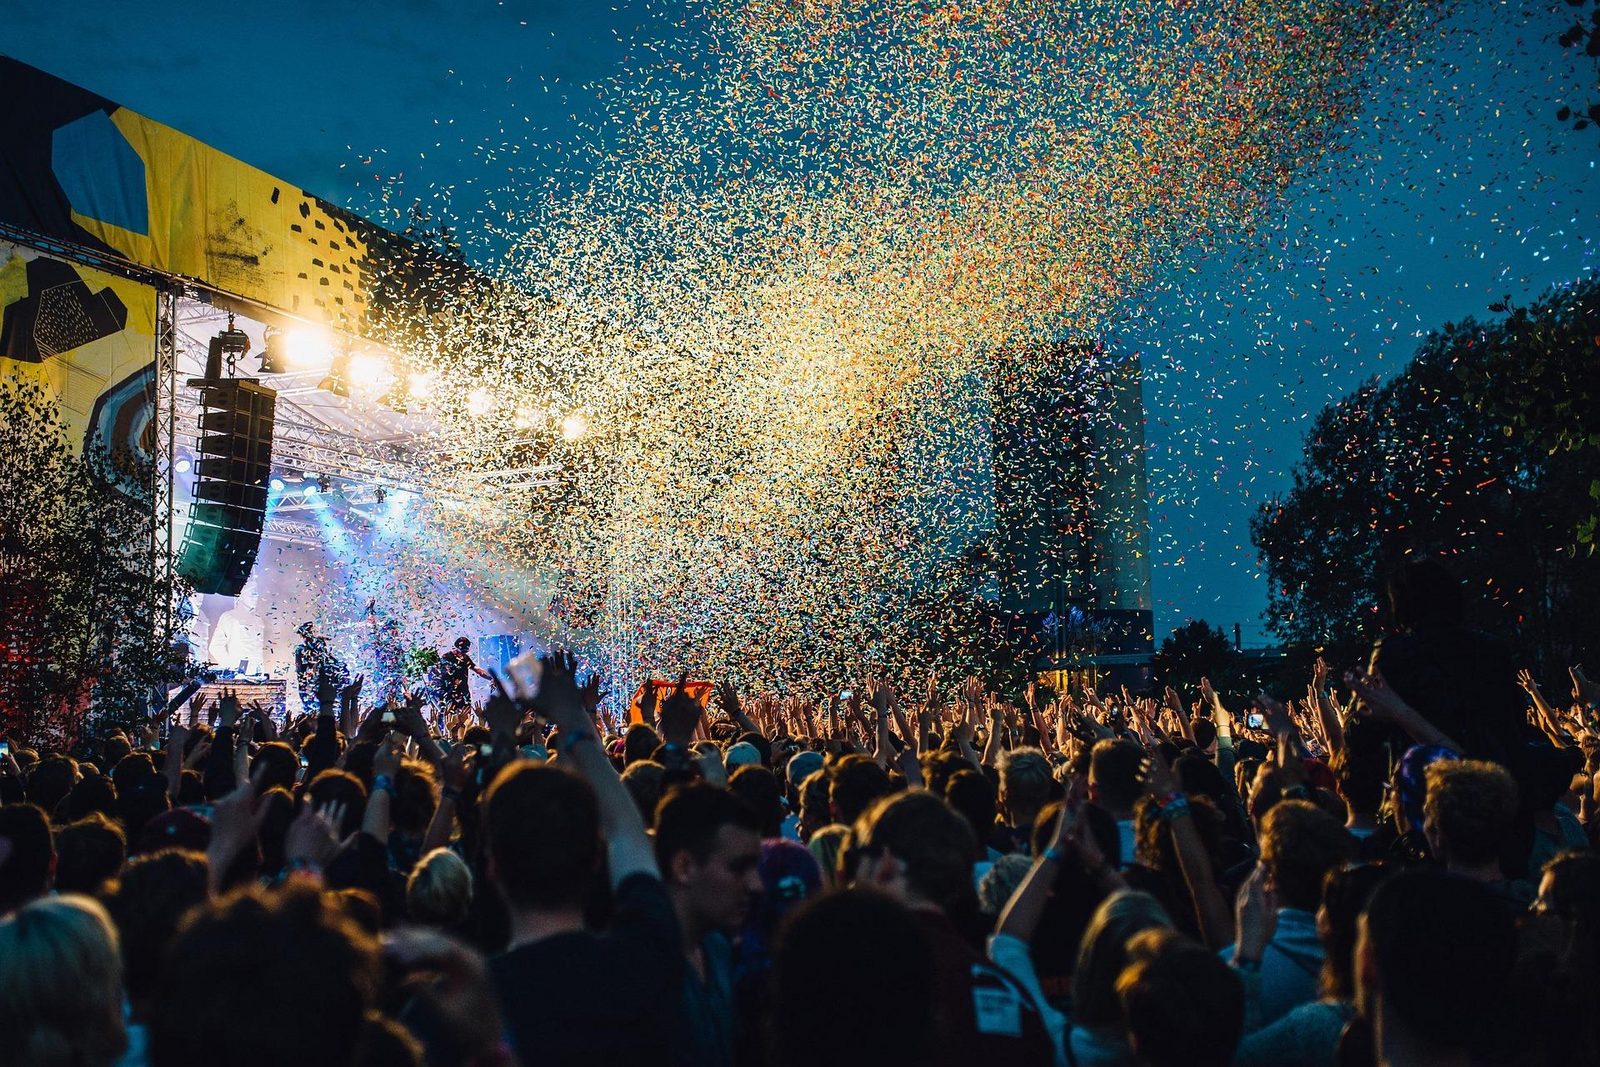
150, 284, 180, 640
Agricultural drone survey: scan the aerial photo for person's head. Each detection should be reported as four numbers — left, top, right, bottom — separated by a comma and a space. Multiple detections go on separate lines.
797, 768, 832, 841
54, 813, 126, 896
304, 769, 368, 839
655, 783, 763, 935
1089, 740, 1144, 815
148, 884, 380, 1067
102, 848, 209, 1013
0, 894, 125, 1067
725, 741, 763, 771
996, 747, 1053, 828
767, 888, 935, 1067
27, 755, 79, 815
852, 790, 975, 915
0, 803, 54, 914
1316, 862, 1390, 1000
620, 759, 666, 827
623, 724, 661, 766
1331, 720, 1389, 818
110, 752, 157, 798
1191, 718, 1217, 751
391, 758, 439, 837
1386, 558, 1462, 632
65, 773, 118, 823
1116, 928, 1243, 1067
728, 764, 786, 838
785, 750, 824, 805
1072, 889, 1173, 1027
250, 742, 300, 795
297, 621, 316, 639
102, 734, 133, 769
1356, 869, 1516, 1057
1422, 759, 1517, 869
1259, 799, 1354, 912
405, 848, 475, 929
829, 754, 892, 826
485, 763, 599, 913
1535, 849, 1600, 971
453, 637, 471, 653
943, 768, 998, 856
977, 853, 1034, 917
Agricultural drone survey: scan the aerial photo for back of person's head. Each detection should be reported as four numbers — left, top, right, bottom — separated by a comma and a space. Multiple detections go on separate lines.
920, 748, 970, 797
27, 756, 77, 815
996, 747, 1052, 822
829, 754, 892, 825
0, 893, 125, 1067
251, 742, 300, 794
110, 752, 157, 798
943, 768, 998, 852
1358, 868, 1516, 1053
102, 848, 209, 1010
0, 803, 54, 914
64, 774, 118, 823
102, 735, 132, 769
623, 723, 661, 765
1116, 928, 1243, 1067
1090, 740, 1144, 812
620, 759, 666, 827
654, 781, 762, 876
1386, 558, 1462, 632
1317, 862, 1390, 1000
305, 769, 368, 839
406, 847, 475, 928
54, 813, 126, 895
1260, 799, 1354, 911
1331, 720, 1390, 817
149, 884, 379, 1067
767, 888, 935, 1067
797, 768, 832, 839
1072, 889, 1174, 1027
978, 853, 1034, 916
484, 763, 599, 911
855, 790, 975, 914
391, 758, 439, 836
1192, 718, 1217, 750
117, 775, 172, 842
728, 764, 786, 838
1423, 759, 1517, 866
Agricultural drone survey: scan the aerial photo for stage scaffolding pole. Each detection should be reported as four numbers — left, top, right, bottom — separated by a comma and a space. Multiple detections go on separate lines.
150, 283, 180, 650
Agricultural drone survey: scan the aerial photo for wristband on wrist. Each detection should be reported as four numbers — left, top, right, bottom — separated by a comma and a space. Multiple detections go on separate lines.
1042, 845, 1066, 864
1159, 795, 1191, 822
372, 773, 395, 796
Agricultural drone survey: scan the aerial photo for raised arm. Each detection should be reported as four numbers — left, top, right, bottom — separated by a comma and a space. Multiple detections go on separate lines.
533, 651, 658, 885
1345, 668, 1462, 752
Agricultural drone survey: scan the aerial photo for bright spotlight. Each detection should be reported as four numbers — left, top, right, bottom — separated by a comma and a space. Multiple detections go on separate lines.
269, 478, 285, 492
174, 458, 192, 474
282, 329, 330, 369
407, 372, 437, 400
389, 489, 413, 509
304, 483, 319, 496
348, 352, 388, 390
560, 411, 588, 442
467, 388, 494, 418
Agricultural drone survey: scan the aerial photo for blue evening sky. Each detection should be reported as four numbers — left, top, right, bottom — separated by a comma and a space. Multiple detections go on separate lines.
7, 0, 1596, 646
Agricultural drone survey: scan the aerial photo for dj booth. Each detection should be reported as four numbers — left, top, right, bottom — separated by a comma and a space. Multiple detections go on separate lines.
190, 679, 290, 721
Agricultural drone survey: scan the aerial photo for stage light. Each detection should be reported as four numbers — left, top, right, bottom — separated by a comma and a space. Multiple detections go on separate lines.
513, 405, 539, 430
175, 458, 191, 474
319, 354, 350, 397
258, 330, 288, 374
407, 372, 437, 401
348, 352, 388, 390
269, 477, 285, 492
317, 473, 332, 493
305, 483, 319, 496
560, 411, 589, 442
467, 388, 494, 418
282, 329, 330, 369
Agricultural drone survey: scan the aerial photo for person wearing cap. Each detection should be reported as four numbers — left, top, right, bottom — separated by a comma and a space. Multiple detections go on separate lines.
437, 637, 491, 720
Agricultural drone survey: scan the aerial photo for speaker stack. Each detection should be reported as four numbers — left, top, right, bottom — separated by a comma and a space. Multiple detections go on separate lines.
176, 326, 277, 596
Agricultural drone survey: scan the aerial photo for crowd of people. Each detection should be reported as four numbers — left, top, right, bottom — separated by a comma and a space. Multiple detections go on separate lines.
1, 559, 1597, 1067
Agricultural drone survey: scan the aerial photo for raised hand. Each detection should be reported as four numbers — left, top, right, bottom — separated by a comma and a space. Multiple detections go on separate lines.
715, 678, 741, 722
657, 671, 703, 748
217, 687, 242, 729
1140, 747, 1181, 798
285, 801, 347, 872
206, 766, 271, 894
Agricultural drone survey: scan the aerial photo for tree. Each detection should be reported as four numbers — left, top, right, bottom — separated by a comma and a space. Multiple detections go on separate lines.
0, 379, 190, 747
1152, 620, 1242, 697
1251, 276, 1600, 671
1552, 1, 1600, 133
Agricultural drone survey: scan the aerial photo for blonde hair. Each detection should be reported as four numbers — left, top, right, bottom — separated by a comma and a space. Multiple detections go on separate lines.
1072, 889, 1173, 1027
405, 848, 474, 927
0, 894, 127, 1067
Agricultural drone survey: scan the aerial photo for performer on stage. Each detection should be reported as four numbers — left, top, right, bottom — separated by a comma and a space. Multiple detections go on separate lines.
363, 599, 408, 707
437, 636, 492, 718
294, 621, 349, 715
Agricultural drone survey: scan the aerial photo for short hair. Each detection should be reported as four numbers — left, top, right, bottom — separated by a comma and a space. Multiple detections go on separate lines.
406, 848, 475, 928
620, 760, 666, 827
728, 765, 785, 838
26, 756, 77, 815
1117, 928, 1244, 1067
54, 813, 127, 896
102, 848, 209, 1007
1090, 740, 1145, 810
1362, 869, 1516, 1051
798, 768, 832, 837
391, 759, 439, 836
304, 769, 368, 839
1318, 862, 1390, 999
149, 884, 379, 1067
250, 743, 300, 795
1331, 722, 1388, 815
977, 853, 1033, 915
0, 803, 54, 913
485, 764, 600, 910
0, 894, 126, 1066
1423, 759, 1517, 865
996, 747, 1053, 814
1073, 890, 1173, 1026
64, 775, 119, 823
768, 889, 935, 1067
110, 752, 158, 797
1259, 800, 1354, 911
855, 791, 975, 913
1192, 719, 1217, 750
829, 755, 891, 826
623, 724, 661, 765
655, 782, 761, 873
943, 769, 998, 849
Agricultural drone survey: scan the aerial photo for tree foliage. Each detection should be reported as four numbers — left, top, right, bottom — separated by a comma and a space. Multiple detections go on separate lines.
0, 379, 190, 748
1252, 276, 1600, 669
1152, 619, 1242, 695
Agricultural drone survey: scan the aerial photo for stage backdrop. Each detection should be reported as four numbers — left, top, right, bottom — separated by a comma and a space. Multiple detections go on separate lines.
0, 54, 468, 338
